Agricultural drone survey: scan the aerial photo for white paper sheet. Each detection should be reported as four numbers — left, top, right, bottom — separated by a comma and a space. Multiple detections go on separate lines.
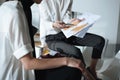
61, 12, 101, 38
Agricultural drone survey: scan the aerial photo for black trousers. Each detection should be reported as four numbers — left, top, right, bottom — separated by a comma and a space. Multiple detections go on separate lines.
35, 66, 82, 80
46, 32, 105, 60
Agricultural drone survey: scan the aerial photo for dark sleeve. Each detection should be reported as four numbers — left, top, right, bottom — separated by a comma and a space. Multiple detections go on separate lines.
20, 0, 34, 8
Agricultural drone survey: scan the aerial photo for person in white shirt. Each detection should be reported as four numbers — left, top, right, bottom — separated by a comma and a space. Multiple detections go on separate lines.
38, 0, 105, 79
0, 0, 90, 80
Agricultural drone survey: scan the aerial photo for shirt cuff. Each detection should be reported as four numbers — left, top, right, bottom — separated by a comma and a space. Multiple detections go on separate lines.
13, 43, 33, 59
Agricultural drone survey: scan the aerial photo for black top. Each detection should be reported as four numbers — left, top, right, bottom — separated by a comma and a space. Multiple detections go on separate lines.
20, 0, 34, 8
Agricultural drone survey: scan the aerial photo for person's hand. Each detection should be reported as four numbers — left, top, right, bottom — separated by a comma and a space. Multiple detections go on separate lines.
66, 57, 96, 80
69, 18, 85, 25
53, 21, 69, 29
66, 57, 85, 72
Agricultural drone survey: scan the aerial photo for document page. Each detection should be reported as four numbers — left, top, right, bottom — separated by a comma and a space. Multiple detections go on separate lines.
61, 12, 101, 38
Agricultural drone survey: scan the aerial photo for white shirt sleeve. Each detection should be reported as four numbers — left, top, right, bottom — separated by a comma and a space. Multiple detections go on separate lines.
38, 2, 54, 47
8, 8, 33, 59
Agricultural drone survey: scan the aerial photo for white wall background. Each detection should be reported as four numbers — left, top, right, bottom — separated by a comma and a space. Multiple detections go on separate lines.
72, 0, 120, 58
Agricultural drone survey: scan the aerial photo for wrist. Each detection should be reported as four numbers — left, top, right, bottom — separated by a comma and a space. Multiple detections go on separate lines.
52, 23, 56, 28
60, 57, 68, 66
64, 57, 68, 66
53, 22, 59, 29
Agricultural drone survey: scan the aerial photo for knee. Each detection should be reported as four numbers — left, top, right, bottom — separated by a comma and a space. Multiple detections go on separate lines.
96, 36, 105, 47
100, 36, 105, 47
69, 48, 83, 59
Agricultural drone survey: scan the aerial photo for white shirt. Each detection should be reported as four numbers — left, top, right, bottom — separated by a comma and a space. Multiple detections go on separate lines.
38, 0, 73, 47
0, 1, 34, 80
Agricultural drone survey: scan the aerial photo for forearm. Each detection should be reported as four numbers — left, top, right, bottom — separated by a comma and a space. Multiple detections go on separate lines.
20, 53, 86, 72
20, 54, 67, 70
30, 58, 67, 70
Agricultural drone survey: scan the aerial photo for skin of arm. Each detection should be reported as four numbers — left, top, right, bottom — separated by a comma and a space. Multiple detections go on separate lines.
20, 53, 85, 72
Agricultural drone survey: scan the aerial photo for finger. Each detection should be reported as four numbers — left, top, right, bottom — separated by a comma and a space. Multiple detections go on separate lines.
69, 18, 76, 22
79, 18, 85, 21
